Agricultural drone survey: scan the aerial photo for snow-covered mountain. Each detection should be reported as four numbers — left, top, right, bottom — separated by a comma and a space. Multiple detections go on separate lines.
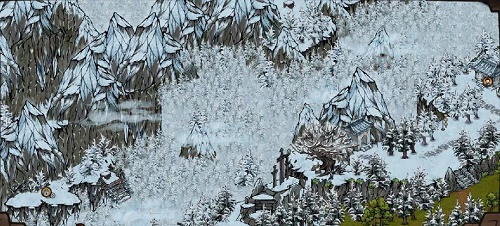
293, 103, 319, 141
120, 13, 182, 88
365, 26, 393, 59
320, 67, 395, 130
181, 122, 216, 159
0, 32, 20, 99
16, 101, 64, 172
106, 12, 134, 65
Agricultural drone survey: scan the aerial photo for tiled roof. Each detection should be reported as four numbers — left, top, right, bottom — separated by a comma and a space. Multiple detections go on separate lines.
347, 119, 374, 135
471, 57, 500, 77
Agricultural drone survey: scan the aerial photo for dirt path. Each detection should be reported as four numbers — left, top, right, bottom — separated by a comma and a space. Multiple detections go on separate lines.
454, 189, 471, 212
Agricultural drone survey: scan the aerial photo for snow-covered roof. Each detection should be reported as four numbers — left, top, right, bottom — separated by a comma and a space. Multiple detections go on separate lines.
266, 177, 300, 192
346, 118, 373, 136
471, 56, 500, 77
252, 194, 274, 200
241, 203, 255, 208
6, 180, 80, 208
100, 171, 119, 185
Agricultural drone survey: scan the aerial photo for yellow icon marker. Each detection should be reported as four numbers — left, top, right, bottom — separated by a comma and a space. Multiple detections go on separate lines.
41, 186, 52, 198
482, 77, 493, 87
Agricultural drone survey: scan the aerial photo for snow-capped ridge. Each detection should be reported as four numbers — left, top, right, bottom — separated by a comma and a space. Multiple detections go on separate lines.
110, 12, 132, 28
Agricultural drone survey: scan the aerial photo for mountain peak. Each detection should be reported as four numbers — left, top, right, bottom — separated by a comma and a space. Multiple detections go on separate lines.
293, 103, 319, 141
109, 12, 132, 28
138, 13, 159, 28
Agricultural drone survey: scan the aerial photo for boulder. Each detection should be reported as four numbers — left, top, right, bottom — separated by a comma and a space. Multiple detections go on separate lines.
444, 167, 459, 192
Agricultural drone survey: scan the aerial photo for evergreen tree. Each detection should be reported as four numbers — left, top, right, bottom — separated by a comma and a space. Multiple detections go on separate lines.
475, 31, 497, 58
256, 209, 273, 226
363, 154, 390, 196
234, 150, 260, 186
447, 200, 463, 226
322, 190, 345, 225
178, 203, 197, 226
434, 178, 450, 198
423, 210, 434, 226
344, 181, 365, 221
453, 131, 479, 169
383, 127, 399, 155
272, 201, 290, 226
410, 167, 434, 210
300, 187, 321, 224
350, 156, 364, 176
462, 193, 483, 224
432, 206, 446, 226
213, 186, 236, 222
396, 181, 414, 225
477, 120, 500, 158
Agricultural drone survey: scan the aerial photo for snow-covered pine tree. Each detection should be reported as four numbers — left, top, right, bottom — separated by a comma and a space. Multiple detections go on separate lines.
434, 178, 450, 198
234, 149, 260, 186
471, 87, 484, 120
454, 131, 473, 158
449, 91, 462, 121
423, 210, 435, 226
477, 119, 500, 158
475, 31, 498, 59
272, 201, 290, 226
432, 205, 446, 226
463, 193, 483, 224
256, 208, 273, 226
28, 171, 48, 192
396, 181, 414, 225
416, 109, 430, 145
410, 167, 434, 210
383, 127, 399, 155
447, 200, 463, 226
386, 191, 396, 217
321, 190, 345, 225
317, 0, 359, 18
363, 154, 390, 196
300, 187, 321, 224
213, 186, 235, 222
460, 86, 475, 124
396, 119, 417, 159
350, 156, 363, 176
343, 181, 365, 221
194, 195, 217, 225
178, 203, 197, 226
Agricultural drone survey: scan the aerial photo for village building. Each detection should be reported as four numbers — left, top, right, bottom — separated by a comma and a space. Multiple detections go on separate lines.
344, 118, 374, 146
470, 55, 500, 87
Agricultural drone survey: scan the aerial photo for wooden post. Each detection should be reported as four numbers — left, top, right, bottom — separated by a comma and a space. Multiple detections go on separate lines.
284, 150, 290, 179
277, 148, 285, 184
271, 165, 278, 188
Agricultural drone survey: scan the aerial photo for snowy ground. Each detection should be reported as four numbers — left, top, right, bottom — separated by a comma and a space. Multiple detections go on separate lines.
46, 1, 500, 226
333, 72, 500, 185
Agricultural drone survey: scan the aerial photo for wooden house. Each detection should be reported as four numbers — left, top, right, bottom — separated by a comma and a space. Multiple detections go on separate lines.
470, 56, 500, 87
96, 170, 131, 204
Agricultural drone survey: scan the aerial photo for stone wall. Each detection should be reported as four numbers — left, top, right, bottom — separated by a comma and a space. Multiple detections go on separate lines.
445, 154, 500, 192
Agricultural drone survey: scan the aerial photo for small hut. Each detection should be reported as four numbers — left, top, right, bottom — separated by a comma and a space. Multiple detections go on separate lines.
470, 56, 500, 87
345, 118, 374, 145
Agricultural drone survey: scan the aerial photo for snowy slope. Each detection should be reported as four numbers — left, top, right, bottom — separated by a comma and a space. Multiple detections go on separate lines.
320, 67, 395, 128
121, 13, 182, 80
0, 31, 20, 99
16, 101, 63, 167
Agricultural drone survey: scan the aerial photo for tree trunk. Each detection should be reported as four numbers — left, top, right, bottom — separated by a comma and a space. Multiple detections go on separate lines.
421, 136, 427, 146
411, 145, 416, 154
402, 215, 409, 225
402, 150, 409, 159
388, 146, 394, 156
430, 132, 435, 141
474, 109, 479, 119
466, 114, 471, 124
